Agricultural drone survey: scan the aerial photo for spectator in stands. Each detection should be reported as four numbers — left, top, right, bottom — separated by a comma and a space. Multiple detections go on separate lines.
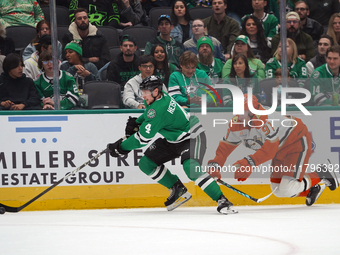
0, 53, 41, 110
183, 19, 225, 62
168, 51, 215, 108
0, 0, 44, 28
306, 35, 334, 77
223, 53, 259, 106
62, 8, 110, 70
24, 34, 52, 80
150, 44, 177, 88
170, 0, 193, 44
116, 0, 145, 28
69, 0, 120, 28
310, 45, 340, 106
222, 35, 265, 80
34, 51, 79, 110
240, 15, 271, 64
303, 0, 340, 29
242, 0, 278, 42
203, 0, 240, 61
144, 15, 183, 67
271, 12, 315, 62
22, 20, 63, 62
106, 34, 140, 90
0, 23, 15, 56
266, 38, 308, 87
196, 37, 224, 82
327, 13, 340, 46
123, 55, 168, 109
61, 42, 99, 92
294, 1, 324, 47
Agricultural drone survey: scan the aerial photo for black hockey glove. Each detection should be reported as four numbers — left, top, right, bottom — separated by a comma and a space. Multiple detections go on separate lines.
107, 139, 131, 158
125, 116, 140, 138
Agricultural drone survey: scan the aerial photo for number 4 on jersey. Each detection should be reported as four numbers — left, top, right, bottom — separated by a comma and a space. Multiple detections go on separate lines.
145, 123, 152, 134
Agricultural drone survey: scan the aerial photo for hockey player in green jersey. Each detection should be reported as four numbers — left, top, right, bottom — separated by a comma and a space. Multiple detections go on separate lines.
107, 75, 236, 214
265, 38, 307, 87
310, 45, 340, 106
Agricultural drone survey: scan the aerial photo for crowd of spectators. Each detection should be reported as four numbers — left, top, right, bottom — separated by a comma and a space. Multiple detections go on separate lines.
1, 0, 340, 110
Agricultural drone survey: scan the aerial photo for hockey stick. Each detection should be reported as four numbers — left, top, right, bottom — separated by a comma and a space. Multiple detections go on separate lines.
216, 179, 277, 203
0, 148, 108, 214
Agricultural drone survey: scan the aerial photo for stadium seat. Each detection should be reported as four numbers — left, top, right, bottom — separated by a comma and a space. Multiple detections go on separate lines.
97, 26, 120, 48
189, 7, 214, 20
57, 25, 69, 41
109, 46, 122, 61
41, 5, 70, 26
83, 81, 122, 109
5, 26, 37, 53
98, 61, 110, 81
123, 26, 157, 51
149, 7, 172, 30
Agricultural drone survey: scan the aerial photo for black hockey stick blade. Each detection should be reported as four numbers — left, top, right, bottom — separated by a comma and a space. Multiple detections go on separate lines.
0, 148, 108, 213
216, 179, 276, 203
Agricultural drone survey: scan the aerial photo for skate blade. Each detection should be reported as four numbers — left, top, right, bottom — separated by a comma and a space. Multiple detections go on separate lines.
307, 184, 327, 206
314, 184, 326, 203
166, 192, 192, 211
219, 207, 238, 215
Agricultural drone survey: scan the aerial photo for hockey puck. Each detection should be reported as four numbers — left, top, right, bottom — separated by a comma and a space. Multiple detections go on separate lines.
0, 207, 5, 215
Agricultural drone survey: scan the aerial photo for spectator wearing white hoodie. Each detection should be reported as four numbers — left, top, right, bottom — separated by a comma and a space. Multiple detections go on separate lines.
123, 55, 167, 109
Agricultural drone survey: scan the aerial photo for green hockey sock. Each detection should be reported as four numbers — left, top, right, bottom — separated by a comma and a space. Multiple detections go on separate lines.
183, 159, 222, 201
139, 156, 178, 189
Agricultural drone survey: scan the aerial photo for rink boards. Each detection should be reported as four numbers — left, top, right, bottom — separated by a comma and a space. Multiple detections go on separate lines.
0, 108, 339, 211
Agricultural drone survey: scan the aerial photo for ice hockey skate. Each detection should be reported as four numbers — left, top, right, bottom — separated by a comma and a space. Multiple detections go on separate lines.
306, 184, 326, 206
315, 159, 339, 191
165, 180, 192, 211
217, 194, 238, 215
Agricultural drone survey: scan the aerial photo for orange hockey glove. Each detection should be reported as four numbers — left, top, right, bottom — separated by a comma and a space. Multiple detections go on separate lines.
234, 156, 256, 182
207, 162, 222, 179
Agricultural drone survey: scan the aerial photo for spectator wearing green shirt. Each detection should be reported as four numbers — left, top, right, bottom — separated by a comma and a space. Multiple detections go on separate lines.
222, 35, 265, 80
223, 53, 259, 106
196, 36, 223, 83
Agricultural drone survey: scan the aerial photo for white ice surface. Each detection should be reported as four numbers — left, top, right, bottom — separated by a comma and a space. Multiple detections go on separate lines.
1, 204, 339, 255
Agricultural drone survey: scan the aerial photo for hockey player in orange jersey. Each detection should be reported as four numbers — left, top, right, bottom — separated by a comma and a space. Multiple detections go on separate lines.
207, 94, 339, 205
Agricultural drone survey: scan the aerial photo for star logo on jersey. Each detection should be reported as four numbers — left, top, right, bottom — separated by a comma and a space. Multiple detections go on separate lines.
186, 84, 198, 95
147, 109, 156, 119
313, 71, 320, 79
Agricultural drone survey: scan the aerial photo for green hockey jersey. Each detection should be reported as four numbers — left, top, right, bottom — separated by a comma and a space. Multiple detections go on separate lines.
34, 71, 79, 110
310, 63, 340, 106
265, 57, 308, 86
197, 57, 224, 79
121, 92, 204, 151
168, 69, 217, 107
241, 12, 279, 40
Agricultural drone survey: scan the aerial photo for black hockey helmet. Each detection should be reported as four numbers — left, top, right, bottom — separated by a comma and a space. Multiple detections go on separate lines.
140, 75, 163, 92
